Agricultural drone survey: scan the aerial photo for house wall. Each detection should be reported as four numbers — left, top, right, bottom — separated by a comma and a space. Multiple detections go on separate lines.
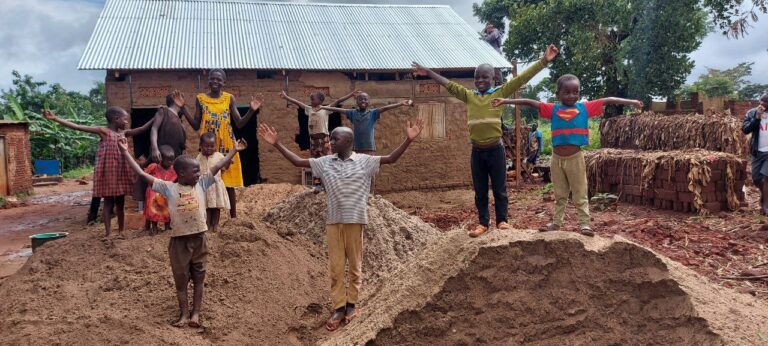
105, 70, 479, 192
0, 123, 33, 196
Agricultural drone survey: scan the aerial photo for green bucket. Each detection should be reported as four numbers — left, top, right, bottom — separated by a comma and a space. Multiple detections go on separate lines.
30, 232, 69, 252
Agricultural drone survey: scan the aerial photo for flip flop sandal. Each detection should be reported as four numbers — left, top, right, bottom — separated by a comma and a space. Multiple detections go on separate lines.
325, 312, 344, 332
343, 308, 358, 325
579, 226, 595, 237
539, 223, 559, 232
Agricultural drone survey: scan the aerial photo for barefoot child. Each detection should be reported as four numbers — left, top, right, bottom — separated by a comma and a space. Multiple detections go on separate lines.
144, 145, 177, 234
258, 119, 424, 332
412, 44, 559, 238
119, 137, 247, 328
491, 74, 643, 236
196, 133, 230, 232
43, 108, 154, 237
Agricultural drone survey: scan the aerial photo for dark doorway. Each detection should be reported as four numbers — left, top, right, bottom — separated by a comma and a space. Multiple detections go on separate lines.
294, 108, 342, 150
130, 108, 157, 159
233, 107, 261, 186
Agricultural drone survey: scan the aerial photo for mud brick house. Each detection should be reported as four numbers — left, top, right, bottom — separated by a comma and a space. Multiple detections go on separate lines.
0, 121, 33, 196
78, 0, 512, 192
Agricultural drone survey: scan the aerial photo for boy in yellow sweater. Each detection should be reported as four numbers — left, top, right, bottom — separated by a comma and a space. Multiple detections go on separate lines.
412, 44, 559, 237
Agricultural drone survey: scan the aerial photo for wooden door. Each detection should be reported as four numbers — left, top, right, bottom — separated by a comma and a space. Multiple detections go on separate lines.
0, 137, 8, 196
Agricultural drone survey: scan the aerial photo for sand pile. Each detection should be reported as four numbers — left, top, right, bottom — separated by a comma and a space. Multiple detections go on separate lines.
325, 230, 768, 346
263, 191, 442, 285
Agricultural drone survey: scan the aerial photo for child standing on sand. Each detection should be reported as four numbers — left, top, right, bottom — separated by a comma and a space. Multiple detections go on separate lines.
144, 145, 177, 235
119, 137, 247, 328
258, 119, 424, 332
196, 133, 230, 232
492, 74, 643, 236
43, 108, 154, 238
279, 89, 359, 189
412, 44, 559, 238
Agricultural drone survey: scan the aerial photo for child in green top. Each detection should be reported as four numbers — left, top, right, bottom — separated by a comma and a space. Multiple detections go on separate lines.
412, 44, 559, 238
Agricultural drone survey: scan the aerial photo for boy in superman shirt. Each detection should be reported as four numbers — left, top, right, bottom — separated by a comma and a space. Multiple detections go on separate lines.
492, 74, 643, 236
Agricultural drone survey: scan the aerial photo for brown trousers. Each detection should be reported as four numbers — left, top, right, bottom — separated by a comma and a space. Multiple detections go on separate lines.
326, 224, 364, 309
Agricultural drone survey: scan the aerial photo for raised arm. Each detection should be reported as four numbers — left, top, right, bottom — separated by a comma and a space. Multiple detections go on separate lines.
743, 106, 763, 134
209, 139, 247, 176
279, 91, 310, 109
117, 138, 155, 185
230, 95, 262, 128
330, 90, 360, 107
379, 100, 413, 114
380, 118, 425, 165
320, 105, 350, 114
499, 44, 559, 98
42, 110, 107, 137
149, 107, 164, 163
601, 97, 644, 109
411, 62, 450, 87
187, 97, 203, 131
124, 117, 155, 137
257, 124, 311, 168
491, 98, 542, 109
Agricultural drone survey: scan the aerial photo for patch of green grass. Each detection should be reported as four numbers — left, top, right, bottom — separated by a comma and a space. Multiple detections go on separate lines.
0, 196, 5, 208
538, 118, 602, 155
63, 165, 93, 179
540, 183, 554, 194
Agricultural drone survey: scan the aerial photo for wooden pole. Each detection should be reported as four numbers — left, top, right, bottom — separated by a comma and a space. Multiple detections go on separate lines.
512, 60, 522, 187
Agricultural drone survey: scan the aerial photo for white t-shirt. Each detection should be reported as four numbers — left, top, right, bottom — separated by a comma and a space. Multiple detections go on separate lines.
152, 175, 215, 237
309, 153, 380, 224
305, 106, 330, 135
759, 112, 768, 152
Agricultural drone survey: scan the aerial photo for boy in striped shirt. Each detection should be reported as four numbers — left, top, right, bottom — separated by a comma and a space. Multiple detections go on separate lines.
258, 119, 424, 332
492, 74, 643, 236
411, 44, 559, 238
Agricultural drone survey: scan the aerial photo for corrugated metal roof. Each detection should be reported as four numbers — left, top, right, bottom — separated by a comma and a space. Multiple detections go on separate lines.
78, 0, 511, 71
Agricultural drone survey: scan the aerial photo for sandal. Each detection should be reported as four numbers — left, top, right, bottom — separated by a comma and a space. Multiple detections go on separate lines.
325, 310, 345, 332
468, 225, 489, 238
579, 225, 595, 237
539, 223, 560, 232
343, 306, 358, 325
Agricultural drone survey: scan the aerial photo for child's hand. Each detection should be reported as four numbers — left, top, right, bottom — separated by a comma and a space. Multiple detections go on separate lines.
401, 100, 414, 107
758, 105, 765, 114
117, 137, 129, 152
171, 90, 185, 108
353, 90, 363, 97
407, 118, 426, 140
234, 139, 248, 152
631, 100, 644, 109
42, 109, 56, 120
491, 98, 507, 108
279, 91, 287, 99
544, 44, 560, 62
411, 62, 428, 76
250, 94, 263, 111
136, 155, 148, 167
258, 123, 279, 145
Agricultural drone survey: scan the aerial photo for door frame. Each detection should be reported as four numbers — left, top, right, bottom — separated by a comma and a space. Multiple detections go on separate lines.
0, 135, 9, 196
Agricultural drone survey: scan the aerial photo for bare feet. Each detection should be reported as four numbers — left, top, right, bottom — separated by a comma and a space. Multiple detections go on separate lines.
172, 315, 190, 328
188, 313, 202, 328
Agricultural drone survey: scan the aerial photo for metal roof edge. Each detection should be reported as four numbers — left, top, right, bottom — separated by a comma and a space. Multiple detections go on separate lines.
106, 0, 452, 9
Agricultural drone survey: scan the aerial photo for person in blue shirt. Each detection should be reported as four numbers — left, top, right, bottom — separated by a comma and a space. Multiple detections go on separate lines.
527, 122, 543, 165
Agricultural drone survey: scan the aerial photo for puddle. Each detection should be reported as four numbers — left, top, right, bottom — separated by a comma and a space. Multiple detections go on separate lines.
28, 191, 90, 205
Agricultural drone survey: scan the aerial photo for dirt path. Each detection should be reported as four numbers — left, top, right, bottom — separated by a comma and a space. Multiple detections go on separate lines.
0, 179, 91, 279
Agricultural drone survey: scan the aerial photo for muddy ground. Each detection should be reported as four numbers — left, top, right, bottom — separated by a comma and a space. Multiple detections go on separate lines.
0, 181, 767, 345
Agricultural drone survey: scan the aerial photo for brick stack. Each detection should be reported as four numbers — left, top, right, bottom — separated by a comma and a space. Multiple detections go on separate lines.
586, 149, 747, 213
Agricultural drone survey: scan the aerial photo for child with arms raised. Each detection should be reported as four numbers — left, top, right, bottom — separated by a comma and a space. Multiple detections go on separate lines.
196, 133, 230, 232
119, 137, 247, 328
492, 74, 643, 236
43, 107, 154, 238
412, 44, 559, 237
144, 145, 177, 234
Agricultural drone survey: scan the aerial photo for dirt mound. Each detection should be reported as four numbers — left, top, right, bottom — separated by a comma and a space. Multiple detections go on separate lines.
263, 191, 442, 284
325, 231, 768, 346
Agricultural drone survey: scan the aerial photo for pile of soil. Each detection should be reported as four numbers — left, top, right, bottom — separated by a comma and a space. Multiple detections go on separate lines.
326, 231, 768, 345
263, 191, 442, 285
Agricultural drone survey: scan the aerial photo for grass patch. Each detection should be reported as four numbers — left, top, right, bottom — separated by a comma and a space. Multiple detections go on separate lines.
63, 165, 93, 179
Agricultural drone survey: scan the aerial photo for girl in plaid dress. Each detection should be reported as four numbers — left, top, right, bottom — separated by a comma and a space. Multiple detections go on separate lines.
44, 107, 154, 238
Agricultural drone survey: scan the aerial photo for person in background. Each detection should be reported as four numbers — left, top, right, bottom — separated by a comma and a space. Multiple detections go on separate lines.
527, 122, 543, 166
481, 22, 504, 85
742, 94, 768, 215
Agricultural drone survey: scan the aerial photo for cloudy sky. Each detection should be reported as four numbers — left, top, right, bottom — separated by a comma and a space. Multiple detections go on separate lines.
2, 0, 767, 93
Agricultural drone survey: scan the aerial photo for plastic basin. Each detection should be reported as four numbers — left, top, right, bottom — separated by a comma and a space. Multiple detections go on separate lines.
30, 232, 69, 252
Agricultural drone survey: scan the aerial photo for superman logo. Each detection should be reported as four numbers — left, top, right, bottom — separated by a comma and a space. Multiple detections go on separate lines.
555, 108, 580, 121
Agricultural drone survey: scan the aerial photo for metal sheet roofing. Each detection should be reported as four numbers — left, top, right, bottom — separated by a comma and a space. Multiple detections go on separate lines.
78, 0, 512, 71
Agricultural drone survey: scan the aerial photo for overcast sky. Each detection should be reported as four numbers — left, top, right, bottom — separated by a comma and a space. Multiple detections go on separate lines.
2, 0, 767, 93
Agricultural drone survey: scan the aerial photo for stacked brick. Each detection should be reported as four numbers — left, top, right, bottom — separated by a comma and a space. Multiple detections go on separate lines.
585, 149, 746, 213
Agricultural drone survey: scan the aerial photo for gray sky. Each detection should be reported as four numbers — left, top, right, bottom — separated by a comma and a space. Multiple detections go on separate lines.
2, 0, 767, 93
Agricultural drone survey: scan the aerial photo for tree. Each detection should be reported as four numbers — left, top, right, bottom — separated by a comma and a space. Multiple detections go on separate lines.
1, 71, 106, 170
739, 83, 768, 99
473, 0, 707, 116
703, 0, 768, 38
680, 62, 768, 99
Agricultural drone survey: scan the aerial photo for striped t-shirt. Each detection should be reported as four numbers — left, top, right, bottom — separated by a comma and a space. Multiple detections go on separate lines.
310, 153, 381, 225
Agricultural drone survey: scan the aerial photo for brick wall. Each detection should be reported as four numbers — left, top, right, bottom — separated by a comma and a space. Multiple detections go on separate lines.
0, 123, 33, 196
726, 100, 759, 120
105, 70, 478, 192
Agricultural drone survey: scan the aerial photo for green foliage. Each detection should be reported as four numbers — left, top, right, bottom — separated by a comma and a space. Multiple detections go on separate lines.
679, 62, 768, 99
540, 183, 554, 195
0, 71, 106, 171
63, 165, 94, 179
739, 83, 768, 100
473, 0, 707, 115
703, 0, 768, 37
